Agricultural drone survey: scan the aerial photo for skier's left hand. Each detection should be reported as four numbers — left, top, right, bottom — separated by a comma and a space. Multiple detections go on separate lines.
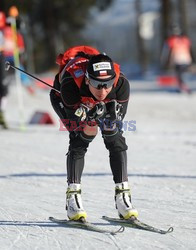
105, 100, 123, 121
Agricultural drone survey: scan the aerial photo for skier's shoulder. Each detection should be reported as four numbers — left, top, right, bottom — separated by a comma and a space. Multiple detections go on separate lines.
112, 72, 130, 102
116, 72, 130, 89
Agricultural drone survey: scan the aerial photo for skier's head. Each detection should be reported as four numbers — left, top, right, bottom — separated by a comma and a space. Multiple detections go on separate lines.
86, 54, 116, 89
9, 6, 19, 18
85, 54, 116, 101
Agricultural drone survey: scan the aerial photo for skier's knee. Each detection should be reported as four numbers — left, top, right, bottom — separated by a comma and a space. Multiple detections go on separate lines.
69, 129, 96, 151
79, 129, 97, 143
103, 130, 128, 152
83, 124, 98, 137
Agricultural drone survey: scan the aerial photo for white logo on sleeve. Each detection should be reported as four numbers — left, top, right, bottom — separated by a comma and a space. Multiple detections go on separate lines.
93, 62, 111, 71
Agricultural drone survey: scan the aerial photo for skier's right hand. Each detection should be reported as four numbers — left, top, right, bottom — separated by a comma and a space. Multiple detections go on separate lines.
87, 102, 106, 122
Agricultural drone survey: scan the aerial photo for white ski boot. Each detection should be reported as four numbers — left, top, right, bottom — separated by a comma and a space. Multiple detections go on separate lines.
66, 183, 87, 221
115, 182, 138, 219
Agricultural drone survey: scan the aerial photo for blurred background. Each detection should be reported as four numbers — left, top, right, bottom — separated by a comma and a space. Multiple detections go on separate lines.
0, 0, 196, 77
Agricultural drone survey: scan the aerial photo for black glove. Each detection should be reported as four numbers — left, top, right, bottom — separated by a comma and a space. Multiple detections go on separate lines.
87, 102, 106, 122
105, 100, 123, 121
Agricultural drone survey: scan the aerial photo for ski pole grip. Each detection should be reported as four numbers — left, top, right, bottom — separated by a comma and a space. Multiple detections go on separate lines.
5, 61, 11, 71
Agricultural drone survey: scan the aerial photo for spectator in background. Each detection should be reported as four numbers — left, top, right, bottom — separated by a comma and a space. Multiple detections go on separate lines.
0, 11, 8, 129
3, 19, 25, 65
161, 25, 194, 94
5, 6, 33, 94
0, 7, 31, 129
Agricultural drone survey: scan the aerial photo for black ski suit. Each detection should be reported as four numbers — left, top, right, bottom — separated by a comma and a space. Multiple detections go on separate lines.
50, 64, 130, 184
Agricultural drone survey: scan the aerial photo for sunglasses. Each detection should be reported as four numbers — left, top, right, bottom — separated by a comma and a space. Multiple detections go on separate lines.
86, 73, 115, 89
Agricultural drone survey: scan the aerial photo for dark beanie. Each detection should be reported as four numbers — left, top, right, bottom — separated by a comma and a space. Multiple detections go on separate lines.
86, 54, 116, 80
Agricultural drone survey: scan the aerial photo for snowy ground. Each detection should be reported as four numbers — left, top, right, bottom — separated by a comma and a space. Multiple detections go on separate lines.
0, 81, 196, 250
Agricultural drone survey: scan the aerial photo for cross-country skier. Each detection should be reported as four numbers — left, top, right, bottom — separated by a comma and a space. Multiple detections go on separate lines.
50, 45, 138, 221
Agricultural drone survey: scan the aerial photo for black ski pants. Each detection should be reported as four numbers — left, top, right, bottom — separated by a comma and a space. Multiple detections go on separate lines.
50, 90, 128, 184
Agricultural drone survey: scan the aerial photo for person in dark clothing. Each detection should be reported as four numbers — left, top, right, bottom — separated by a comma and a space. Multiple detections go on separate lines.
50, 46, 138, 221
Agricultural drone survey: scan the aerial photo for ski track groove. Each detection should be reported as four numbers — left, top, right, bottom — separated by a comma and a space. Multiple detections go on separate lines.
169, 234, 194, 250
90, 234, 122, 250
44, 227, 64, 250
34, 224, 52, 250
0, 211, 29, 249
107, 234, 122, 250
49, 231, 63, 250
73, 237, 84, 250
0, 209, 14, 247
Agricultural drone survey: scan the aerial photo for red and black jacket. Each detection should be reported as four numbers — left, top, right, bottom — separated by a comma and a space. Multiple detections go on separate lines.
52, 46, 130, 120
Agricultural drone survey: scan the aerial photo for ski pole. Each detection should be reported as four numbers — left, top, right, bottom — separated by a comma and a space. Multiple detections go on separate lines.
5, 61, 60, 94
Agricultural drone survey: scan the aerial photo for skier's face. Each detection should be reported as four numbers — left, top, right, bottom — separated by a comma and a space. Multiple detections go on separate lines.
86, 76, 113, 101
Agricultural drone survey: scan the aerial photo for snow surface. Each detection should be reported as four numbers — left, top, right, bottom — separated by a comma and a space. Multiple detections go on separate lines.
1, 82, 196, 250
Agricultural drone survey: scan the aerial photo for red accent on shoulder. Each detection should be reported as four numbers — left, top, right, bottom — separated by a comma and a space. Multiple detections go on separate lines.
113, 63, 120, 87
65, 58, 88, 88
57, 45, 100, 87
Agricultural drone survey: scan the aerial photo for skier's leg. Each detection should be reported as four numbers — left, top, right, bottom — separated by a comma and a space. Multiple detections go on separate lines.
66, 125, 98, 220
50, 92, 98, 219
175, 65, 184, 89
102, 127, 138, 219
102, 129, 128, 183
67, 125, 98, 184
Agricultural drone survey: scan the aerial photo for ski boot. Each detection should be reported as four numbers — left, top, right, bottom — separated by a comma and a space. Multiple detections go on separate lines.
115, 182, 138, 219
66, 183, 87, 221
